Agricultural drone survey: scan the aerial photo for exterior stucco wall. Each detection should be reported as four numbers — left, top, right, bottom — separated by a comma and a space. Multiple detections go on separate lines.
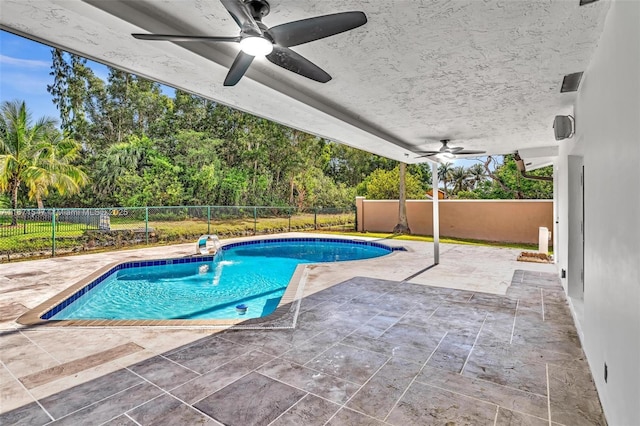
565, 1, 640, 424
357, 200, 553, 245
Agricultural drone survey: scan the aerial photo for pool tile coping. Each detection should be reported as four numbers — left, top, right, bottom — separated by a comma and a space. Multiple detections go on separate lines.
17, 237, 400, 328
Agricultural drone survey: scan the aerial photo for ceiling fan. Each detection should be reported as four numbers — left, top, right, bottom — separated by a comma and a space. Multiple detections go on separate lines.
132, 0, 367, 86
415, 139, 486, 159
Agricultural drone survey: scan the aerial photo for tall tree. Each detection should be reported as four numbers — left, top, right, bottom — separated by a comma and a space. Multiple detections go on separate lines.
93, 135, 151, 204
324, 143, 394, 187
450, 166, 470, 195
48, 49, 90, 141
101, 70, 170, 142
482, 156, 513, 197
453, 155, 554, 199
357, 166, 425, 200
468, 163, 487, 189
168, 90, 212, 133
45, 48, 447, 209
407, 163, 432, 189
437, 162, 453, 198
493, 155, 553, 199
49, 51, 172, 152
393, 162, 411, 234
166, 130, 223, 204
47, 49, 107, 149
287, 130, 325, 207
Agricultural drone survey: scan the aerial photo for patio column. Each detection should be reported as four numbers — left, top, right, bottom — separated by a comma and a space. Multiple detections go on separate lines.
431, 161, 440, 264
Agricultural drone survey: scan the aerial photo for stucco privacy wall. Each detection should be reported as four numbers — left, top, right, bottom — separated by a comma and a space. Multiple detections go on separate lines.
564, 0, 640, 424
356, 199, 553, 244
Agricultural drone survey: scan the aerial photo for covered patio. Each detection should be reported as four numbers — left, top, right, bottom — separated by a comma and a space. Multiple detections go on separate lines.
1, 0, 638, 424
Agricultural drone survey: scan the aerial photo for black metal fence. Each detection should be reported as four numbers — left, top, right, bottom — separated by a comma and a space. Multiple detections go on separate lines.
0, 205, 356, 262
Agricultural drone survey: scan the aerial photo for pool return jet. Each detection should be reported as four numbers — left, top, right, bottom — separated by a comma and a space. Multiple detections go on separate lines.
197, 235, 222, 255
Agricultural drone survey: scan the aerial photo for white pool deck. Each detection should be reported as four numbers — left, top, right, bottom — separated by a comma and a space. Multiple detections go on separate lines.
0, 233, 555, 415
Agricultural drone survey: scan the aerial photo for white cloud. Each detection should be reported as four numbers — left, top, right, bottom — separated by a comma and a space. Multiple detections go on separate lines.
1, 71, 52, 95
0, 54, 49, 69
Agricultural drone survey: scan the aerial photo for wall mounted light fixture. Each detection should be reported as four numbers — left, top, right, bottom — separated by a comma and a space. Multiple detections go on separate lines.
553, 115, 575, 140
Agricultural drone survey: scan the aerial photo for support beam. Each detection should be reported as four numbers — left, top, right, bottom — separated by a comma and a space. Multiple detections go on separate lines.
431, 161, 440, 264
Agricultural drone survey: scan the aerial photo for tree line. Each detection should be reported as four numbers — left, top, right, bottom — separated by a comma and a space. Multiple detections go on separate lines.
0, 49, 552, 212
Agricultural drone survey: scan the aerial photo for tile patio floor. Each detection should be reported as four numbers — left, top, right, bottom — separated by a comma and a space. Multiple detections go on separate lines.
0, 235, 606, 425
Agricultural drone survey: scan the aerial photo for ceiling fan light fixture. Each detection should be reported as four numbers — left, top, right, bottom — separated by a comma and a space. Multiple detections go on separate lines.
240, 36, 273, 56
439, 152, 456, 160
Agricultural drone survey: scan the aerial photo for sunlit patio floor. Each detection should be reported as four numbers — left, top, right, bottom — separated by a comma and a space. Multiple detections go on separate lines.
0, 233, 605, 425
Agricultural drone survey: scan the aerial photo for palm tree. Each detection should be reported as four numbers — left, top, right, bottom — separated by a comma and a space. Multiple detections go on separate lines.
28, 132, 89, 208
393, 162, 410, 234
468, 163, 487, 189
450, 166, 471, 195
437, 162, 453, 198
0, 100, 88, 222
94, 138, 147, 197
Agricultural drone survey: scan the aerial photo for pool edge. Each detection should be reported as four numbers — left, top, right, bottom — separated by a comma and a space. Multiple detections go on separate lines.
16, 236, 398, 328
16, 255, 305, 328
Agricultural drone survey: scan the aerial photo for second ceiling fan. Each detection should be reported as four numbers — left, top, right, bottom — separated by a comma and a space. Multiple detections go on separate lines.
415, 139, 486, 159
132, 0, 367, 86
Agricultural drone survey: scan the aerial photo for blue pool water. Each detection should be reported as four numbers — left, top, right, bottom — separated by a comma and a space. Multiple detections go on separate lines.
47, 238, 394, 321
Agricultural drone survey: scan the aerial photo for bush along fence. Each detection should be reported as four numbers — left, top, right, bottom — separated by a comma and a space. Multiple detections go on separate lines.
0, 206, 356, 262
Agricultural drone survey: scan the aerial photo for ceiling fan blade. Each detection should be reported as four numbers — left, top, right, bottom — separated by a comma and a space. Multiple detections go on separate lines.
414, 151, 440, 158
266, 46, 331, 82
224, 51, 254, 86
457, 150, 487, 155
132, 33, 241, 42
416, 149, 486, 158
448, 146, 465, 153
267, 11, 367, 47
220, 0, 262, 35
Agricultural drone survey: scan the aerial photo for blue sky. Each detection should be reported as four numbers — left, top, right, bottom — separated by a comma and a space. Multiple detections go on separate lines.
0, 29, 483, 170
1, 30, 61, 120
1, 30, 150, 122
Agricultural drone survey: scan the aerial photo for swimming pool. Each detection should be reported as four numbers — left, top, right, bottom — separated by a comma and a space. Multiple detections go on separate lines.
37, 238, 397, 323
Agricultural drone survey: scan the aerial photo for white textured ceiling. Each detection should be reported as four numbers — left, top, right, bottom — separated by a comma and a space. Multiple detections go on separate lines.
0, 0, 609, 163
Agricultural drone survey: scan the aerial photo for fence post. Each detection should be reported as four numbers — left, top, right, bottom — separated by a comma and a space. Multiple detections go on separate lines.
288, 209, 291, 232
145, 207, 149, 245
253, 207, 257, 235
314, 208, 317, 230
207, 206, 211, 234
51, 208, 56, 257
